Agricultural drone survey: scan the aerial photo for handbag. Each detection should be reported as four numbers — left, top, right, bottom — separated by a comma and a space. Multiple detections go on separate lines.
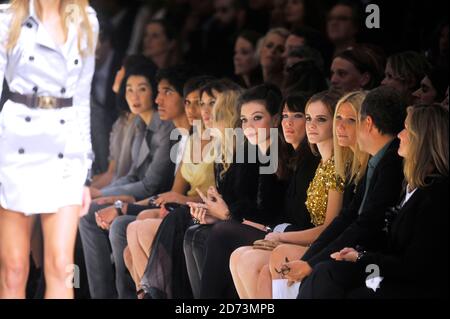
252, 239, 280, 251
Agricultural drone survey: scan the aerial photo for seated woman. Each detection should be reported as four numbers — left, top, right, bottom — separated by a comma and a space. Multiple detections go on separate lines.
122, 76, 216, 293
297, 103, 449, 299
259, 28, 290, 88
231, 90, 365, 299
91, 55, 154, 189
137, 84, 245, 299
184, 84, 292, 299
381, 51, 430, 105
233, 30, 263, 88
412, 67, 448, 105
229, 93, 320, 299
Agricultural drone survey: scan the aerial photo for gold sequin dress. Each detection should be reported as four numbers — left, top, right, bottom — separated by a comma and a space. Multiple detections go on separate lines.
305, 156, 345, 226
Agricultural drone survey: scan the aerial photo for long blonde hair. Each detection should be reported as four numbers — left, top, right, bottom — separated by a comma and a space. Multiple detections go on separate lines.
7, 0, 95, 56
333, 91, 369, 185
212, 89, 242, 178
403, 104, 448, 189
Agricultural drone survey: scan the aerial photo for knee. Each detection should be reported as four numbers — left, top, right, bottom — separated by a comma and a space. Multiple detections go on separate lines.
44, 254, 73, 280
209, 222, 235, 243
229, 246, 250, 271
126, 220, 139, 243
0, 256, 29, 290
123, 246, 132, 269
229, 247, 243, 273
109, 216, 134, 246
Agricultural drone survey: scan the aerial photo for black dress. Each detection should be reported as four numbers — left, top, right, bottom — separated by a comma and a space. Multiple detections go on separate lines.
139, 144, 280, 298
194, 143, 320, 298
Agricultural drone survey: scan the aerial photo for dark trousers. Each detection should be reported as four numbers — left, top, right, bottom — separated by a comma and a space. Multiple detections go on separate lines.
298, 260, 429, 299
183, 225, 213, 299
199, 221, 266, 299
79, 203, 136, 298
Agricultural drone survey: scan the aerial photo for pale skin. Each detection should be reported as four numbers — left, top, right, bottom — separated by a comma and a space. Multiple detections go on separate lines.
0, 0, 91, 298
231, 101, 346, 298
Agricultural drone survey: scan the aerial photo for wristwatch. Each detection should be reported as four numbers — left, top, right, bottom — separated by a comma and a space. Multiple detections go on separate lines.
114, 200, 124, 216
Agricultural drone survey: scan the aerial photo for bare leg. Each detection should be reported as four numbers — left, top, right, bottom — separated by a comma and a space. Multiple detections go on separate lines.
0, 207, 34, 298
256, 264, 271, 299
136, 209, 160, 221
266, 244, 308, 298
40, 205, 80, 299
229, 246, 253, 298
126, 218, 162, 284
236, 248, 271, 299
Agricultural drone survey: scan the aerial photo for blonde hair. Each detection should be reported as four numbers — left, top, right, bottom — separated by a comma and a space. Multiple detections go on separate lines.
7, 0, 95, 56
257, 27, 290, 59
333, 91, 369, 185
403, 104, 448, 189
212, 89, 241, 178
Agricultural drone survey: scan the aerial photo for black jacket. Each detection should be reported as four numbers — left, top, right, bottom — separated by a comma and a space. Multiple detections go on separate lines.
360, 176, 449, 298
302, 139, 404, 266
282, 144, 320, 231
215, 144, 285, 226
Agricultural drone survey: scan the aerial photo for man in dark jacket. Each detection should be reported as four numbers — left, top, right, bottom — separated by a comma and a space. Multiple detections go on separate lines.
279, 86, 406, 290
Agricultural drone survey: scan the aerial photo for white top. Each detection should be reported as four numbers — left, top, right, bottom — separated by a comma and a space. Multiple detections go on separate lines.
0, 1, 99, 169
401, 185, 417, 207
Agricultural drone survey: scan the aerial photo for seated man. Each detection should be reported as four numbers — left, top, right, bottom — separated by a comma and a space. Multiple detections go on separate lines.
79, 64, 195, 298
275, 86, 406, 295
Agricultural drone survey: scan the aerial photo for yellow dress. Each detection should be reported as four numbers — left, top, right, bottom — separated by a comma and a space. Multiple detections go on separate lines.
180, 136, 215, 197
305, 156, 345, 226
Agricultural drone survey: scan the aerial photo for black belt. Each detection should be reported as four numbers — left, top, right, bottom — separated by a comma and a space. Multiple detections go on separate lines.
9, 92, 73, 109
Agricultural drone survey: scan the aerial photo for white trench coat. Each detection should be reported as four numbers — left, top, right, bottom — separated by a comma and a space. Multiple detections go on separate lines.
0, 1, 98, 215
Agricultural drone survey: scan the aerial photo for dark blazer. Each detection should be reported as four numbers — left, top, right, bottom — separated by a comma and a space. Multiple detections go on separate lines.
282, 144, 321, 231
100, 113, 176, 200
302, 139, 404, 267
359, 176, 449, 298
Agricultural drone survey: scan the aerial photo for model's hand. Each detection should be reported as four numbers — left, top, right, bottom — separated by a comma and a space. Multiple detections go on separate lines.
80, 187, 91, 217
331, 247, 358, 262
95, 206, 118, 230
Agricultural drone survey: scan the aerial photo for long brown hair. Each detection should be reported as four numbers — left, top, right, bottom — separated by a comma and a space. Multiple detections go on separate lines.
7, 0, 96, 56
403, 104, 448, 189
305, 89, 342, 156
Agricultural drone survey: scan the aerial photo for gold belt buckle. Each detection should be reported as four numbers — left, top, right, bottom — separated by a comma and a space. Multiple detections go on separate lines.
38, 96, 57, 109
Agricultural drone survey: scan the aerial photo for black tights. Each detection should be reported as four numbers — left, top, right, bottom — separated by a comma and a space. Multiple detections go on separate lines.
199, 221, 266, 299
